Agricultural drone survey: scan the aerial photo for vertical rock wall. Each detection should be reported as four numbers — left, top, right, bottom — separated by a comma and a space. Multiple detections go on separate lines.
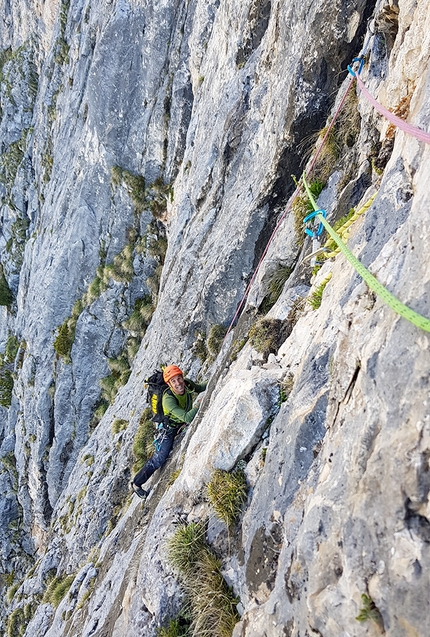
0, 0, 429, 635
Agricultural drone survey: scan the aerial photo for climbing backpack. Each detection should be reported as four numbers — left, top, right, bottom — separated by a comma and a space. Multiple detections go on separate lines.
145, 370, 171, 427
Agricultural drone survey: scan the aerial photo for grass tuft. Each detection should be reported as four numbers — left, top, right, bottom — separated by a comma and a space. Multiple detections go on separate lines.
308, 274, 332, 310
279, 373, 294, 403
267, 264, 292, 307
192, 330, 207, 363
112, 418, 128, 435
42, 573, 75, 608
207, 324, 227, 358
132, 407, 156, 473
6, 607, 25, 637
248, 318, 285, 357
168, 522, 240, 637
207, 468, 248, 529
0, 333, 20, 407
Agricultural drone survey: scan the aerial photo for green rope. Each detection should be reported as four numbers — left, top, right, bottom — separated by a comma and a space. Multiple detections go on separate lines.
302, 174, 430, 333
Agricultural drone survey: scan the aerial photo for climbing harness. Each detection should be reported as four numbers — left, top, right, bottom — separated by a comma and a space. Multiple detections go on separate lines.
153, 421, 186, 452
153, 424, 167, 452
301, 173, 430, 333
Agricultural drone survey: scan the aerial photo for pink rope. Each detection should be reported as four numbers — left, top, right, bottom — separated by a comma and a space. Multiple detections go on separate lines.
224, 63, 430, 342
356, 74, 430, 144
224, 184, 301, 338
224, 77, 356, 338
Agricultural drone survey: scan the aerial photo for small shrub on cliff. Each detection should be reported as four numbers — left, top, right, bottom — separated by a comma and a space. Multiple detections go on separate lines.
249, 318, 285, 357
53, 319, 75, 359
168, 522, 240, 637
0, 265, 13, 307
157, 616, 191, 637
356, 593, 384, 628
0, 369, 14, 407
207, 324, 227, 358
207, 467, 248, 529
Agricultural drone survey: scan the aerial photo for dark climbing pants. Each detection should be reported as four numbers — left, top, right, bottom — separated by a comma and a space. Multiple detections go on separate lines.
133, 427, 177, 488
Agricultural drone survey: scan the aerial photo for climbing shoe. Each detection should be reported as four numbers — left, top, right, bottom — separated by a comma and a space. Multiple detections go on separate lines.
131, 482, 148, 500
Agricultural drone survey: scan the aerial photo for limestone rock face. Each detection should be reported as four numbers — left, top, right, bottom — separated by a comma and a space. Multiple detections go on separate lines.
0, 0, 429, 635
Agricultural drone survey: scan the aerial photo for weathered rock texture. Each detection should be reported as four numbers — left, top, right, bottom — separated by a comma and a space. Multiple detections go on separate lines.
0, 0, 429, 635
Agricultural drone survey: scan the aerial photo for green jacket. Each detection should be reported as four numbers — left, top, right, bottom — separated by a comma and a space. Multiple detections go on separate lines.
162, 379, 207, 426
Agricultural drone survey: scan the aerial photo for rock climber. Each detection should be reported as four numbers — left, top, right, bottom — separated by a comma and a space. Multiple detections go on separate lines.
131, 364, 207, 499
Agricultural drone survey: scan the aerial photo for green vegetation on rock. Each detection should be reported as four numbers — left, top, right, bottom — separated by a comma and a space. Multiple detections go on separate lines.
157, 617, 191, 637
0, 264, 13, 307
207, 324, 227, 358
279, 373, 294, 403
0, 334, 19, 407
42, 572, 75, 607
207, 467, 248, 529
53, 319, 75, 360
6, 216, 30, 271
249, 318, 285, 357
293, 178, 325, 242
100, 352, 131, 405
308, 275, 331, 310
132, 407, 156, 473
112, 418, 129, 435
356, 593, 384, 628
168, 522, 240, 637
192, 330, 207, 363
